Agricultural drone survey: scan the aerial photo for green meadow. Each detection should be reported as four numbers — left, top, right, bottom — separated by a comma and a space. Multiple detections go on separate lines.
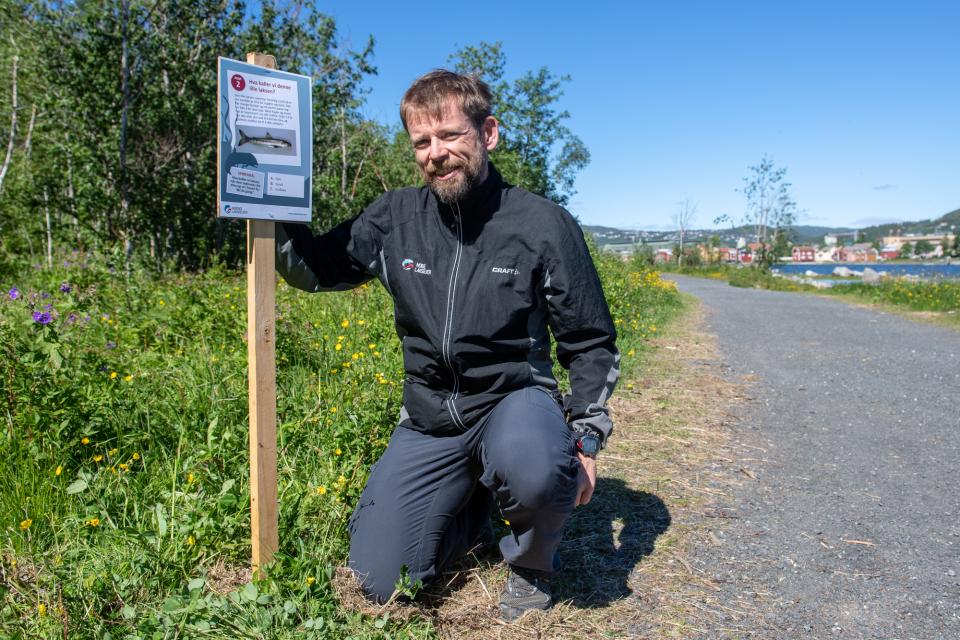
1, 250, 681, 639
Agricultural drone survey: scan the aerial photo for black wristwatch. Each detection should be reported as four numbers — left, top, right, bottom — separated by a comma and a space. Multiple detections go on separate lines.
575, 432, 601, 459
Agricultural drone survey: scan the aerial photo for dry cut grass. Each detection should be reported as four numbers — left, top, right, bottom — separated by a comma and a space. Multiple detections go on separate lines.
335, 300, 758, 638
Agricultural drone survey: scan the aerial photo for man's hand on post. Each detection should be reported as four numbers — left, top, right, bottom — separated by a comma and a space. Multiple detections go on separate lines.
575, 452, 596, 506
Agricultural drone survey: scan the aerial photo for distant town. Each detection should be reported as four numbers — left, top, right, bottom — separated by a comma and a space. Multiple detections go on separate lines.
587, 207, 960, 264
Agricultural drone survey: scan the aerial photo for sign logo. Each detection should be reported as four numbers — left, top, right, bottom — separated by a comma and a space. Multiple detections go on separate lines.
230, 74, 246, 91
401, 258, 432, 275
492, 266, 520, 276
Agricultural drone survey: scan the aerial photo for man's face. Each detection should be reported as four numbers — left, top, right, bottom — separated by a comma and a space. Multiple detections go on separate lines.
407, 101, 498, 205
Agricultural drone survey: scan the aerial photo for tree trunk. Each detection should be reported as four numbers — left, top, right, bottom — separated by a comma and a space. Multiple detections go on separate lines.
44, 188, 52, 269
0, 55, 18, 195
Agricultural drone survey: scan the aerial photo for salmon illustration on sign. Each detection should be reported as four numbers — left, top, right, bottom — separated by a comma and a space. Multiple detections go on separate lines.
239, 128, 292, 150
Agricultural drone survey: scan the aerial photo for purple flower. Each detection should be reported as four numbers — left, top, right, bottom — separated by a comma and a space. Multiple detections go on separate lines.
32, 311, 52, 325
7, 287, 18, 300
43, 303, 53, 311
59, 282, 72, 293
41, 292, 50, 299
106, 341, 116, 350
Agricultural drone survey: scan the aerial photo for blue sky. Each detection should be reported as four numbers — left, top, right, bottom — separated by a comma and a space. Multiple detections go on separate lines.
309, 1, 959, 230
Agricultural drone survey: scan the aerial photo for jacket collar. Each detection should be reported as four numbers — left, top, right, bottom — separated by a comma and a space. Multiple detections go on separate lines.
435, 162, 504, 233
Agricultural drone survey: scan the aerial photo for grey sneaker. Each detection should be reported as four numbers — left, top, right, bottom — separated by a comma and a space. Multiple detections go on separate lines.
499, 565, 553, 621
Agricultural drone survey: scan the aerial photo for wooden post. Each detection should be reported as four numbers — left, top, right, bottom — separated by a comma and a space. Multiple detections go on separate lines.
245, 51, 279, 574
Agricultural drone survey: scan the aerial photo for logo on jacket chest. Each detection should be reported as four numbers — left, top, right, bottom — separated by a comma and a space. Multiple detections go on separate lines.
401, 258, 432, 275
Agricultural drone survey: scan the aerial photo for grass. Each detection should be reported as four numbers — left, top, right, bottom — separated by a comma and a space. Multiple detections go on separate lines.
664, 262, 960, 322
0, 249, 683, 638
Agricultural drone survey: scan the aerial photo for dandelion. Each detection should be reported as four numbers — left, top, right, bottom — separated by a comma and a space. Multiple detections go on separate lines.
55, 465, 62, 476
32, 311, 52, 325
109, 448, 118, 456
38, 603, 46, 616
329, 407, 338, 414
335, 448, 342, 456
306, 576, 316, 586
351, 353, 360, 361
110, 371, 118, 379
358, 319, 366, 326
19, 519, 32, 530
334, 343, 343, 351
93, 454, 103, 462
316, 486, 327, 495
8, 287, 19, 300
123, 374, 133, 382
187, 472, 195, 484
158, 299, 165, 306
368, 343, 377, 350
81, 437, 90, 445
132, 452, 140, 460
87, 518, 101, 527
187, 535, 195, 546
341, 319, 349, 328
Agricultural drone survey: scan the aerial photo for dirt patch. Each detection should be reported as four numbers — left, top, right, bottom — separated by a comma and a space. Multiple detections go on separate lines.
205, 558, 252, 595
335, 301, 756, 638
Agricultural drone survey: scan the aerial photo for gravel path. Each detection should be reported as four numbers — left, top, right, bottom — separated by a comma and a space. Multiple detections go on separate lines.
667, 275, 960, 639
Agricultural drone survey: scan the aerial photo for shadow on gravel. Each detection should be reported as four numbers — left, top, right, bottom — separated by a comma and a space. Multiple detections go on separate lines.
554, 477, 671, 608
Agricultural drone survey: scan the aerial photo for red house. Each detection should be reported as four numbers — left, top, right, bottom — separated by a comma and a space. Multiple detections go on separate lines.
792, 246, 815, 262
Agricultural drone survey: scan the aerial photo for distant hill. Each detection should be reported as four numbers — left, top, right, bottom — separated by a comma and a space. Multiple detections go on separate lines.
584, 207, 959, 247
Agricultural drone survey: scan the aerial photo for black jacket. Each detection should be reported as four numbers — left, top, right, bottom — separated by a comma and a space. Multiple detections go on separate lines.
276, 164, 619, 443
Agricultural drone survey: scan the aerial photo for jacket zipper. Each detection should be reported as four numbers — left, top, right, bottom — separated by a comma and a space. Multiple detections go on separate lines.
442, 203, 467, 430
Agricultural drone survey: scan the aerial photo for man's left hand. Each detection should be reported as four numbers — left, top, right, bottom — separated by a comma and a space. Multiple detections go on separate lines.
575, 453, 597, 506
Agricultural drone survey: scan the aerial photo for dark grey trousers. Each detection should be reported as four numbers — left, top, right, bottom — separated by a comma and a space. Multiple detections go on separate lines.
347, 387, 580, 603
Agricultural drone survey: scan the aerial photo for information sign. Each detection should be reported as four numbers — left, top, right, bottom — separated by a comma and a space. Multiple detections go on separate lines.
217, 57, 312, 222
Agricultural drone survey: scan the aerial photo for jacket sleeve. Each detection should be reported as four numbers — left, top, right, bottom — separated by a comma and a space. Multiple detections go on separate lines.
544, 211, 620, 446
275, 194, 392, 292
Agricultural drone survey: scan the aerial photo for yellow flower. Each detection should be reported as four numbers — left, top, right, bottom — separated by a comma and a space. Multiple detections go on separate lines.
337, 335, 345, 341
330, 407, 337, 414
38, 603, 46, 616
81, 437, 90, 445
109, 448, 118, 456
335, 448, 342, 456
627, 349, 635, 357
316, 486, 327, 495
337, 475, 347, 485
341, 319, 349, 328
351, 353, 360, 361
123, 374, 133, 382
93, 454, 103, 462
158, 299, 165, 306
187, 472, 195, 484
503, 519, 510, 526
87, 518, 101, 527
368, 343, 377, 350
334, 343, 343, 351
132, 452, 140, 460
330, 368, 339, 374
19, 519, 32, 530
55, 465, 62, 476
110, 371, 118, 379
358, 319, 366, 326
187, 535, 195, 546
306, 576, 316, 586
119, 463, 129, 471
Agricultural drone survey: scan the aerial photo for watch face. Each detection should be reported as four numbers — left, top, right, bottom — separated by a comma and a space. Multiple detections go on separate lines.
578, 435, 600, 455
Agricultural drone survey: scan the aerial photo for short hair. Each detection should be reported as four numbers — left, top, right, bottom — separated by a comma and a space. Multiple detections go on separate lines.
400, 69, 493, 132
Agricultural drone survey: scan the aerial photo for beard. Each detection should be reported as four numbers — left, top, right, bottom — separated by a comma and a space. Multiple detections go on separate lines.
422, 146, 487, 205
